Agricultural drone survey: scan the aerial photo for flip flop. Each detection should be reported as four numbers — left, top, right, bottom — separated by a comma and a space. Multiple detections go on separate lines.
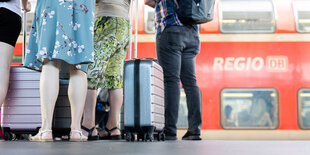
99, 127, 121, 140
81, 126, 99, 141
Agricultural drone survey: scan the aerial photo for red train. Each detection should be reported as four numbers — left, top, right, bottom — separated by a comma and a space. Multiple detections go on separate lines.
6, 0, 310, 140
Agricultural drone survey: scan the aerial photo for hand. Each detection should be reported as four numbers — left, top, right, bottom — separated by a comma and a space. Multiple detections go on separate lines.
22, 1, 31, 12
144, 0, 156, 8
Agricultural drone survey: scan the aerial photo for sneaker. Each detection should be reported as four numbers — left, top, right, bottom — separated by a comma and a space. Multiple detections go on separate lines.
182, 131, 201, 140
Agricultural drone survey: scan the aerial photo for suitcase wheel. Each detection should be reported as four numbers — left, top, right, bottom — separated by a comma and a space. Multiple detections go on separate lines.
157, 132, 165, 141
2, 128, 13, 141
160, 132, 165, 141
125, 132, 135, 142
142, 132, 154, 142
147, 133, 154, 142
3, 131, 15, 141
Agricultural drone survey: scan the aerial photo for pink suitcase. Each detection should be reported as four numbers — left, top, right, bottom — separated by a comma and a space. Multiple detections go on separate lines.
1, 66, 41, 140
1, 71, 72, 140
1, 73, 71, 140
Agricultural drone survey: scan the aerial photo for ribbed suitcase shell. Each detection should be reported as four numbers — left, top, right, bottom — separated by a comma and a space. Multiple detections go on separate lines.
1, 67, 71, 139
1, 66, 41, 132
124, 59, 165, 141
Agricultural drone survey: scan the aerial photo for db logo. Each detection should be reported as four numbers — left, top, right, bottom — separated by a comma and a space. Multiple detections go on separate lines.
213, 56, 289, 72
266, 56, 288, 72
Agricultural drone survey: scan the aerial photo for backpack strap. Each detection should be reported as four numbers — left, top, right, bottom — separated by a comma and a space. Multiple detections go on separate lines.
165, 0, 179, 8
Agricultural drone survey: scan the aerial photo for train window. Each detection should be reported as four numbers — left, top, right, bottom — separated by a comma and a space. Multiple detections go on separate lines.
294, 0, 310, 33
298, 89, 310, 129
219, 0, 276, 33
144, 5, 156, 34
221, 89, 278, 129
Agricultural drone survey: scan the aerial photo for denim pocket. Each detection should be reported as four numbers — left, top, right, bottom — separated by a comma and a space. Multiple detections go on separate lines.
162, 26, 183, 50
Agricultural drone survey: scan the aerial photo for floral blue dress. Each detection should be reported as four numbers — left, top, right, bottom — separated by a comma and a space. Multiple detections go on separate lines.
24, 0, 95, 78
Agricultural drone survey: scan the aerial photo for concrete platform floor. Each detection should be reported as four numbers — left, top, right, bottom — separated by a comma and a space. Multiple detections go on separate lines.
0, 140, 309, 155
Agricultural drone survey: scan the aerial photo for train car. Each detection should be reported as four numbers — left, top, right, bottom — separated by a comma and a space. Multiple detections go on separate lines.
6, 0, 310, 140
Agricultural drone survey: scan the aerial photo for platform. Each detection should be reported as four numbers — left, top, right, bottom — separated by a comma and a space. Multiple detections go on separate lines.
0, 140, 309, 155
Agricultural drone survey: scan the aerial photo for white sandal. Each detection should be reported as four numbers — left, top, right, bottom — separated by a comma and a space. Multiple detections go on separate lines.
70, 130, 88, 142
29, 129, 53, 142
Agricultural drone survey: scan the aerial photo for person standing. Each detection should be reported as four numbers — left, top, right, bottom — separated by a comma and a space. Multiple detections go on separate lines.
0, 0, 31, 110
24, 0, 95, 141
81, 0, 130, 140
145, 0, 202, 140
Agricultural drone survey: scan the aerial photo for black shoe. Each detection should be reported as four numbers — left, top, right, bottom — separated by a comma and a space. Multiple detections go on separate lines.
182, 131, 201, 140
165, 135, 177, 140
164, 133, 177, 141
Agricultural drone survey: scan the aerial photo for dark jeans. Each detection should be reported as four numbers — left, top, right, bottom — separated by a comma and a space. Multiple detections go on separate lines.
156, 25, 202, 135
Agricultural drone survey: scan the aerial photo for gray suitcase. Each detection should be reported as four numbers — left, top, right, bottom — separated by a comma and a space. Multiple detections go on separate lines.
124, 59, 165, 141
123, 0, 165, 142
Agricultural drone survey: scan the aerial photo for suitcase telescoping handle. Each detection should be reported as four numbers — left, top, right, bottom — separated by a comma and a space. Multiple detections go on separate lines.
22, 11, 27, 63
128, 0, 139, 60
128, 0, 143, 131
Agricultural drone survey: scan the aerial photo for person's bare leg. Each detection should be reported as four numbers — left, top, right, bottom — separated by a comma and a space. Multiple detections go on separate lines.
68, 65, 88, 141
0, 42, 14, 108
105, 88, 123, 136
30, 59, 61, 141
81, 89, 98, 136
